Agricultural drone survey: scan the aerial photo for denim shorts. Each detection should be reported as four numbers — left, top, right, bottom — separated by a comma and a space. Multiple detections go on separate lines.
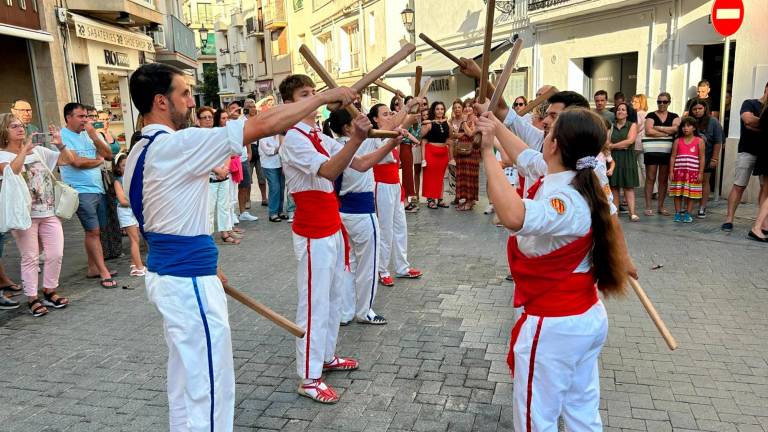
0, 231, 5, 258
76, 193, 109, 231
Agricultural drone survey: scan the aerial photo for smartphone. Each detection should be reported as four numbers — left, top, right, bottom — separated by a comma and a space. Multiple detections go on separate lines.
31, 132, 53, 146
93, 121, 104, 129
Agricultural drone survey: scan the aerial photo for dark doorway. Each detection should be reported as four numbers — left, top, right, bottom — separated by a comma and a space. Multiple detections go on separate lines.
583, 52, 638, 102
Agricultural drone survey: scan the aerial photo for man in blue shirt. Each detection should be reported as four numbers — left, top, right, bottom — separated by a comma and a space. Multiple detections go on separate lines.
60, 103, 117, 287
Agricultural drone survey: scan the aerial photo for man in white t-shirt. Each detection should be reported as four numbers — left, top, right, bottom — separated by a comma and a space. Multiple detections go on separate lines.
123, 63, 357, 431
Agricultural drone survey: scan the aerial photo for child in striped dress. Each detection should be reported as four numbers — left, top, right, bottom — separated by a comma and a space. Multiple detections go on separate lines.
669, 117, 705, 223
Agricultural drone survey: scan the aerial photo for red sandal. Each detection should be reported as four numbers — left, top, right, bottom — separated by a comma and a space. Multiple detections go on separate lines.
297, 378, 339, 404
323, 356, 359, 372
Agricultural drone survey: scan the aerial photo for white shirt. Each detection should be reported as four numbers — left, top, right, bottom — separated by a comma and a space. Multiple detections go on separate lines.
512, 149, 616, 273
503, 109, 544, 153
258, 135, 282, 169
280, 121, 343, 194
338, 136, 377, 195
372, 138, 397, 165
124, 120, 244, 236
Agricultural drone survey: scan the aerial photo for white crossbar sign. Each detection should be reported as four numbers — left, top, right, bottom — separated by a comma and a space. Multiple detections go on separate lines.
715, 8, 741, 20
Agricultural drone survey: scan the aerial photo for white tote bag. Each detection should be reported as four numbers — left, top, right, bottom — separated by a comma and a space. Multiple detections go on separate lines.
0, 164, 32, 232
34, 148, 79, 220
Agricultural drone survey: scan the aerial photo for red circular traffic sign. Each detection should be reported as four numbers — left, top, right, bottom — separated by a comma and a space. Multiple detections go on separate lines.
711, 0, 744, 37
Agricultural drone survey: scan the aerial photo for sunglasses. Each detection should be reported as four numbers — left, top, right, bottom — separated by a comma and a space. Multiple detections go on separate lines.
513, 103, 526, 107
656, 100, 670, 104
199, 115, 214, 120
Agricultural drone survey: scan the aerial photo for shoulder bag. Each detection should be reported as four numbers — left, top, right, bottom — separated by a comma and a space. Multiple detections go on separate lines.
34, 148, 79, 220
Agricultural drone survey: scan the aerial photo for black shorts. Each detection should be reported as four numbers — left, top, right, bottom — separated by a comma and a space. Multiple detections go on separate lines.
238, 160, 252, 189
643, 152, 671, 166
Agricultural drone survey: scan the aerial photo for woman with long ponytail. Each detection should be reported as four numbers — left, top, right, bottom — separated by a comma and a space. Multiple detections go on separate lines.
476, 107, 628, 431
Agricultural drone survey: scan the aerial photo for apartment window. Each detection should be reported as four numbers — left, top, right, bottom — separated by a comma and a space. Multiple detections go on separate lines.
197, 3, 213, 27
249, 64, 254, 78
317, 33, 333, 73
259, 39, 266, 62
293, 0, 303, 11
368, 12, 375, 45
341, 23, 359, 72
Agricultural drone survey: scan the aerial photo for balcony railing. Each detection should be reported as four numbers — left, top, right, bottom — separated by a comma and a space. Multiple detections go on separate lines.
528, 0, 574, 11
264, 0, 287, 29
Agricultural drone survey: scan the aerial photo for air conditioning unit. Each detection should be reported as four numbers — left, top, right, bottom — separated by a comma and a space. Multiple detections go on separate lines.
152, 25, 166, 48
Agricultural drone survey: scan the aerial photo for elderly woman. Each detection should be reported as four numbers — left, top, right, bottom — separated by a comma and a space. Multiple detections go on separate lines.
643, 92, 680, 216
0, 113, 76, 316
688, 98, 723, 218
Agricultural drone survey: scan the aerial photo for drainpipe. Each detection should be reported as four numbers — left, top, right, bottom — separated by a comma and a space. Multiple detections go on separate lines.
532, 25, 541, 91
359, 0, 367, 74
645, 11, 655, 96
663, 4, 674, 93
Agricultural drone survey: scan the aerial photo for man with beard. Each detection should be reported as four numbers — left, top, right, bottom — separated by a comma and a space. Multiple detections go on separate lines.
123, 63, 357, 431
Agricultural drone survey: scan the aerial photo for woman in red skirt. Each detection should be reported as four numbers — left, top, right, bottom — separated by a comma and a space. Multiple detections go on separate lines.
421, 101, 451, 209
454, 99, 481, 211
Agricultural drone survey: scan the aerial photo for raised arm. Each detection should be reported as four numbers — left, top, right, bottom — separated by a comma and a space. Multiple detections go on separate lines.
85, 122, 114, 160
478, 123, 525, 230
351, 135, 403, 172
243, 87, 356, 143
317, 114, 372, 180
476, 112, 529, 165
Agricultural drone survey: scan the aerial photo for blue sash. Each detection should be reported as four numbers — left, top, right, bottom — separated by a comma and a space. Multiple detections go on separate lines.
129, 130, 218, 277
339, 191, 375, 214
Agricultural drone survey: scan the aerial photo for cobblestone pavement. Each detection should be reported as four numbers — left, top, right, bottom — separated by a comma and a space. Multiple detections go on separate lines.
0, 192, 766, 432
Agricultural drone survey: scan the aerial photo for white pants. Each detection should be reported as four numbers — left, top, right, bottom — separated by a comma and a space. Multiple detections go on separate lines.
292, 230, 346, 379
229, 181, 239, 222
375, 182, 409, 276
145, 272, 235, 432
512, 301, 608, 432
208, 181, 232, 233
340, 212, 380, 321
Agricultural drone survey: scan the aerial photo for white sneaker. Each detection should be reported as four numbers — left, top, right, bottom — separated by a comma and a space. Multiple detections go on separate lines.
484, 204, 495, 214
239, 212, 259, 222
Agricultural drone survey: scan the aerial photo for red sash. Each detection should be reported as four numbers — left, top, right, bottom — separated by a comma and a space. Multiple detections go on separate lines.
505, 231, 597, 375
289, 126, 350, 268
373, 148, 405, 202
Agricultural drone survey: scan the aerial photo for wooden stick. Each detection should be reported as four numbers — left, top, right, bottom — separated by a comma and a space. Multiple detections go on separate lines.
628, 278, 678, 351
223, 283, 305, 338
409, 77, 433, 115
477, 0, 496, 104
418, 33, 465, 67
327, 43, 416, 111
414, 66, 423, 96
299, 44, 399, 140
374, 79, 405, 98
487, 38, 523, 112
518, 86, 558, 116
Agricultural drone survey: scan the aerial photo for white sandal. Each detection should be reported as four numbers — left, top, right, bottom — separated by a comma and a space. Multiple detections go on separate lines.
130, 265, 147, 277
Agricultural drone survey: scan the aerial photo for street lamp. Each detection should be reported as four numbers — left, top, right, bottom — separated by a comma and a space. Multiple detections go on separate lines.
400, 7, 415, 33
199, 28, 209, 49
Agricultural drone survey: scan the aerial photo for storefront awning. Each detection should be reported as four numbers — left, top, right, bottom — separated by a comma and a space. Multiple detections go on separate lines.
70, 12, 154, 52
386, 40, 513, 78
0, 24, 53, 42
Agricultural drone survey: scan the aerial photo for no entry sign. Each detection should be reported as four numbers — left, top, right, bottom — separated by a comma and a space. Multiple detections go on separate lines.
711, 0, 744, 37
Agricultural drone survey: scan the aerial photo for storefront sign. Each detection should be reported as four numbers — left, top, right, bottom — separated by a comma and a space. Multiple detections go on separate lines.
104, 50, 130, 67
72, 14, 154, 52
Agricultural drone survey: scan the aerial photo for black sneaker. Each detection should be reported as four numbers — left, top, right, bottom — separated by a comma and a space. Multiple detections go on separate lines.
619, 204, 629, 214
721, 222, 734, 232
0, 291, 20, 310
697, 208, 707, 219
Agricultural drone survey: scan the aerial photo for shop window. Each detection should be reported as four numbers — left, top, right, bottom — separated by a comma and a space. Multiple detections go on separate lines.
97, 72, 126, 146
582, 53, 638, 102
431, 78, 450, 92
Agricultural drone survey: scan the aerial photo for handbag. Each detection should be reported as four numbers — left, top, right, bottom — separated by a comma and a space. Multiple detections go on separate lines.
456, 138, 473, 155
34, 148, 79, 220
0, 164, 32, 232
641, 137, 674, 154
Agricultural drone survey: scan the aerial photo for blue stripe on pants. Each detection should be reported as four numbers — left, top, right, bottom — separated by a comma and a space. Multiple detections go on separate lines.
369, 214, 377, 310
192, 277, 215, 431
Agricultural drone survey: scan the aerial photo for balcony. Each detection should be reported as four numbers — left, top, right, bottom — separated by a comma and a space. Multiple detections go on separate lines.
246, 17, 265, 36
528, 0, 644, 24
214, 15, 229, 32
67, 0, 163, 26
264, 0, 287, 30
233, 51, 248, 65
231, 10, 244, 27
527, 0, 574, 11
155, 15, 198, 69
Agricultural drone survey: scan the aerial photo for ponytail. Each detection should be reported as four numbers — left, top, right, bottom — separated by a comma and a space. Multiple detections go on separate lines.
552, 108, 628, 297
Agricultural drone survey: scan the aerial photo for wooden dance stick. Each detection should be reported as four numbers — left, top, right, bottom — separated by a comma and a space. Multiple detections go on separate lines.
419, 33, 465, 68
223, 283, 305, 338
374, 79, 405, 99
518, 86, 559, 116
409, 77, 433, 114
628, 278, 678, 351
299, 45, 399, 139
414, 66, 422, 96
477, 0, 496, 104
326, 43, 416, 111
487, 38, 523, 112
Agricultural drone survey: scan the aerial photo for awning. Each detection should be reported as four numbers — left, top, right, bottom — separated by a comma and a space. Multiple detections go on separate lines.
0, 24, 53, 42
70, 12, 154, 52
386, 40, 513, 78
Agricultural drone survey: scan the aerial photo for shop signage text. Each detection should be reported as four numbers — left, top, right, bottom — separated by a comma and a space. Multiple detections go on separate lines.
104, 50, 130, 67
73, 15, 154, 52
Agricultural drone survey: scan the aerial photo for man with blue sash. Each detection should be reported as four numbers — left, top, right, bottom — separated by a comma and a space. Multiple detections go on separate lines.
123, 63, 356, 431
327, 110, 399, 326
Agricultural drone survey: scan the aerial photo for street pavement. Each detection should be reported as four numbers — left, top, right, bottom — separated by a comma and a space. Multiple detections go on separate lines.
0, 191, 766, 432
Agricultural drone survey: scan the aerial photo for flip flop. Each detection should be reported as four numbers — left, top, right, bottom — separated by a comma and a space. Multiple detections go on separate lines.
0, 283, 21, 293
100, 278, 118, 289
658, 208, 671, 216
87, 270, 118, 279
644, 209, 655, 216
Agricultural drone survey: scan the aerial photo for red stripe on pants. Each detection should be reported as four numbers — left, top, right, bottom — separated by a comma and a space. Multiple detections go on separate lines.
305, 240, 312, 378
422, 143, 449, 199
526, 317, 544, 432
